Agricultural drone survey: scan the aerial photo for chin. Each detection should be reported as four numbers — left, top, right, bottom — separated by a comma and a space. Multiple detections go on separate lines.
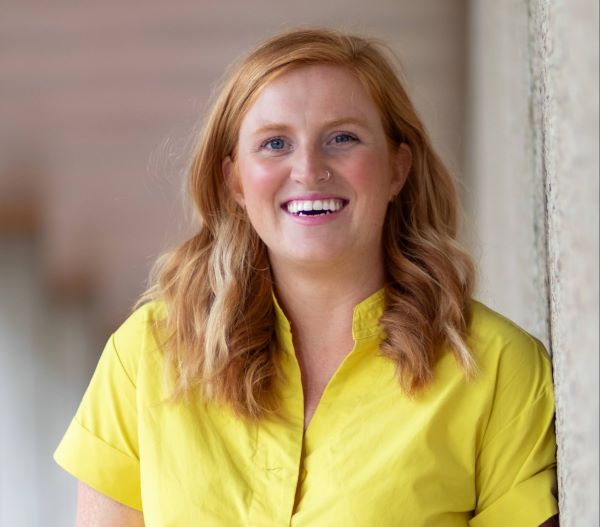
270, 244, 348, 269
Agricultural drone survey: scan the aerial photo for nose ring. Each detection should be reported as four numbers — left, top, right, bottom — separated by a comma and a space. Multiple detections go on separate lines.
322, 169, 331, 182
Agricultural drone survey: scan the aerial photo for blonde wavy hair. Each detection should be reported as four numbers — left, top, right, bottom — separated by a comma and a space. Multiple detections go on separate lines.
141, 28, 476, 419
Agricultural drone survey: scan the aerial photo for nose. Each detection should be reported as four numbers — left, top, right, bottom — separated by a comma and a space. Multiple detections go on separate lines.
290, 144, 329, 186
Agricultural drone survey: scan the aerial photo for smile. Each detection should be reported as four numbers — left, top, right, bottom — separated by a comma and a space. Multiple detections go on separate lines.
283, 198, 348, 216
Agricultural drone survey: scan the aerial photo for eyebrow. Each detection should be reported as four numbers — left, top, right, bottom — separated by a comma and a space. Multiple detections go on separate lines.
324, 117, 369, 129
251, 123, 292, 136
251, 117, 369, 136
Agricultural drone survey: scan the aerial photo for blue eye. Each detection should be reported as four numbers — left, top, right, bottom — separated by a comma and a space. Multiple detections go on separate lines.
262, 137, 286, 150
333, 133, 358, 144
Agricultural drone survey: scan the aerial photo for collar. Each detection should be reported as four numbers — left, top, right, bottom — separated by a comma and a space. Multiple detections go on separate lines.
272, 288, 386, 349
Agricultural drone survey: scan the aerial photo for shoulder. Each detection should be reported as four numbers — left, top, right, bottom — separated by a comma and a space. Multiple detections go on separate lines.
467, 299, 550, 364
110, 300, 169, 384
463, 302, 558, 522
114, 300, 168, 337
466, 299, 554, 407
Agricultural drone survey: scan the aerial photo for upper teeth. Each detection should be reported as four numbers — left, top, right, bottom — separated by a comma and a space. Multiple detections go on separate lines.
286, 199, 344, 214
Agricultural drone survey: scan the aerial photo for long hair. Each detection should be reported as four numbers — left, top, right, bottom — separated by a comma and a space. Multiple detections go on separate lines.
140, 28, 476, 419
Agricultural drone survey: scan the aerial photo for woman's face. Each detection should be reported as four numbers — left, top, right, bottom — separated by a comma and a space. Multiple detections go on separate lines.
225, 64, 411, 272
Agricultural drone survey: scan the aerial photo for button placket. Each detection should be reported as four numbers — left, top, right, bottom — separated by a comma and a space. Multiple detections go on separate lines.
249, 344, 305, 526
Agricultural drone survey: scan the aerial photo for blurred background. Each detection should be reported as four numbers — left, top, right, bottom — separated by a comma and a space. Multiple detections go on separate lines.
0, 1, 597, 525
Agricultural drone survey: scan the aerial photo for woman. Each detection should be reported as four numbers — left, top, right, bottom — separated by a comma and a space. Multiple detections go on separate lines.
55, 29, 559, 526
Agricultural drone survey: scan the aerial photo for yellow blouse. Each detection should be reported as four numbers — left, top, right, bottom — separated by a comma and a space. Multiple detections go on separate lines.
54, 290, 558, 526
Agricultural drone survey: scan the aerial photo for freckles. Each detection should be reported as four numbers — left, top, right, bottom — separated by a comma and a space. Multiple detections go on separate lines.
346, 152, 386, 189
237, 159, 288, 215
240, 160, 285, 191
257, 163, 286, 183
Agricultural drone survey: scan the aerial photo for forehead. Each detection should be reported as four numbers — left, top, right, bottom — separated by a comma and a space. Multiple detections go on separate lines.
238, 64, 382, 133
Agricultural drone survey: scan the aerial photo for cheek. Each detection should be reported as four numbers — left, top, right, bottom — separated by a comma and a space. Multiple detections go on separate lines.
343, 149, 392, 198
238, 160, 287, 209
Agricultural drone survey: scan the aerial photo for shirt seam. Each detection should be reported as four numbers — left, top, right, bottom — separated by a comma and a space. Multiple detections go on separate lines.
110, 333, 137, 388
476, 385, 553, 460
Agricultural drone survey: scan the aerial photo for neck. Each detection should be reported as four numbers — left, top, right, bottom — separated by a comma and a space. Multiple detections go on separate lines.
270, 253, 386, 347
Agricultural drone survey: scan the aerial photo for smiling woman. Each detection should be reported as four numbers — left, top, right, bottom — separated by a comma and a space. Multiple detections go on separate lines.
54, 29, 559, 526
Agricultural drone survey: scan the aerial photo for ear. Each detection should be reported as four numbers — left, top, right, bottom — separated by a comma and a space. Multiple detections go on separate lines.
389, 143, 412, 200
222, 156, 245, 207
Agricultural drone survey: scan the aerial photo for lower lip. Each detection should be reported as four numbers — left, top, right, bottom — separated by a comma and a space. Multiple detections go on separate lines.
282, 207, 346, 225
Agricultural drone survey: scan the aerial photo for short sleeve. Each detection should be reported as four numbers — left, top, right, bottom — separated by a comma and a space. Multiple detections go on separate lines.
469, 336, 558, 527
54, 329, 142, 511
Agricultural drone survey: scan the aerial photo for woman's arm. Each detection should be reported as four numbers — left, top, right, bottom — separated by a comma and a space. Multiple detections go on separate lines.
76, 481, 145, 527
539, 515, 559, 526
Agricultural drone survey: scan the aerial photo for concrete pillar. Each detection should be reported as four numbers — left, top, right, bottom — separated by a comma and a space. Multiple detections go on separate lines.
534, 1, 599, 524
467, 1, 599, 524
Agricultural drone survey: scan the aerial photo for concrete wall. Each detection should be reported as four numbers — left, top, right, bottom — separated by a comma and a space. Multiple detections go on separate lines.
466, 0, 549, 342
539, 1, 599, 524
467, 1, 599, 525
